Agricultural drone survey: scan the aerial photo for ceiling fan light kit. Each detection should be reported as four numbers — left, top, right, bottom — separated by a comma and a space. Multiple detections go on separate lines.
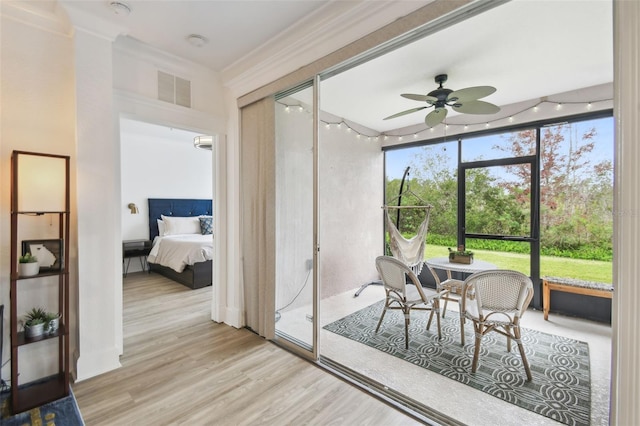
384, 74, 501, 128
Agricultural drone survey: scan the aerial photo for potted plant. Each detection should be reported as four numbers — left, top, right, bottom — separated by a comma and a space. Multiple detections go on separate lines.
23, 307, 48, 339
18, 253, 39, 277
448, 246, 474, 264
45, 311, 62, 335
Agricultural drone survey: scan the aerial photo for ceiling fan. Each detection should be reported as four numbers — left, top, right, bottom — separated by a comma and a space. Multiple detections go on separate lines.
383, 74, 501, 127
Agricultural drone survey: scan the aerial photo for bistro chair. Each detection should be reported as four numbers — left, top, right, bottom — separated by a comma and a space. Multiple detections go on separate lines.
461, 269, 534, 381
375, 256, 448, 349
424, 262, 466, 343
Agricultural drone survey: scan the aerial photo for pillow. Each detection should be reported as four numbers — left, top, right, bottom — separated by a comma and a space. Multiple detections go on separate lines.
161, 215, 201, 235
157, 219, 166, 237
199, 216, 213, 235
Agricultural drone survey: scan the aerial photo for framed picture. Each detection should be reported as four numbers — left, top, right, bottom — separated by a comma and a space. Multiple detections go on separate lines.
21, 239, 63, 272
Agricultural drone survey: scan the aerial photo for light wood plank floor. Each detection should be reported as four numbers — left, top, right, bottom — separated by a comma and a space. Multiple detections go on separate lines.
72, 272, 419, 425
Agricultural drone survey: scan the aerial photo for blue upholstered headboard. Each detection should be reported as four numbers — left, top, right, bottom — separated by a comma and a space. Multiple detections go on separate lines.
148, 198, 212, 240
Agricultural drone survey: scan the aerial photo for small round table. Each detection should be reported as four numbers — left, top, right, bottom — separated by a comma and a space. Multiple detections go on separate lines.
425, 257, 497, 276
424, 257, 497, 345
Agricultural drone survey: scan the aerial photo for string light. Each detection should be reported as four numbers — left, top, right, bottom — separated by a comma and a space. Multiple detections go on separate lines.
276, 97, 610, 143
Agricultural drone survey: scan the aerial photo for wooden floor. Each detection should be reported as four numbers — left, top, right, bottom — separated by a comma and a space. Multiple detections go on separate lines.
72, 272, 418, 425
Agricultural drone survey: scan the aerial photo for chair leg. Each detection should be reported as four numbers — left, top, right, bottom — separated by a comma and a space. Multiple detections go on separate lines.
426, 300, 441, 338
434, 300, 442, 339
375, 299, 389, 333
471, 322, 483, 373
505, 325, 512, 352
514, 326, 532, 381
404, 309, 410, 349
442, 298, 449, 318
459, 310, 466, 346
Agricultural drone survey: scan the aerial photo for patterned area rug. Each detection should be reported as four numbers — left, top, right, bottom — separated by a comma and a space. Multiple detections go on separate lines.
0, 390, 84, 426
324, 300, 591, 426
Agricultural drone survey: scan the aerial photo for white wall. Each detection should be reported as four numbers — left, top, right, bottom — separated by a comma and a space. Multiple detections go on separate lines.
0, 2, 77, 383
319, 116, 384, 299
274, 99, 383, 312
120, 119, 213, 243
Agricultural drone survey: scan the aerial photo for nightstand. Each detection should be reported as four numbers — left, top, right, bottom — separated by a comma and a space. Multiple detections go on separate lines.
123, 239, 152, 277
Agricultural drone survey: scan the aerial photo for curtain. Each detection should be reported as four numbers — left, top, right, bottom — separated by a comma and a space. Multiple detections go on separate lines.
240, 97, 276, 339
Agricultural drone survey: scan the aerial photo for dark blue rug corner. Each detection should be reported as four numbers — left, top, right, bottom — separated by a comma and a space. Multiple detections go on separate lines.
1, 389, 84, 426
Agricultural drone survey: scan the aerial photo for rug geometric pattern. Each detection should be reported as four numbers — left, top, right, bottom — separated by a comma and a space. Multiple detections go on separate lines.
0, 390, 84, 426
323, 300, 590, 426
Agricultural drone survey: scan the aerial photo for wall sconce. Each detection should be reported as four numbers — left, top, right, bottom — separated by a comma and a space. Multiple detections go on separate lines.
127, 203, 139, 214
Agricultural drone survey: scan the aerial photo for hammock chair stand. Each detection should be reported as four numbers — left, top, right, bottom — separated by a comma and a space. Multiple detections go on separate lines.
354, 167, 431, 297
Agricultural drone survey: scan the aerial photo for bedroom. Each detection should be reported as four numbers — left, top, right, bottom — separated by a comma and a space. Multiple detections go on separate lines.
119, 118, 214, 289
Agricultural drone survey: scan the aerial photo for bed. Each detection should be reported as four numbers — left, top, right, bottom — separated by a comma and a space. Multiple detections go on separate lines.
147, 198, 213, 289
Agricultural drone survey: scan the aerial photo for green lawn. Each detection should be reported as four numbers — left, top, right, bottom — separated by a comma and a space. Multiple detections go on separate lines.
426, 244, 613, 284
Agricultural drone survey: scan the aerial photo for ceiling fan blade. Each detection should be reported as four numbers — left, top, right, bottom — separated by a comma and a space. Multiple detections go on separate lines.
425, 108, 448, 127
448, 86, 496, 102
383, 106, 427, 120
401, 93, 438, 103
452, 100, 501, 115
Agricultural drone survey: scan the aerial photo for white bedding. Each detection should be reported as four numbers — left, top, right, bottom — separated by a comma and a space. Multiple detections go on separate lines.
147, 234, 213, 273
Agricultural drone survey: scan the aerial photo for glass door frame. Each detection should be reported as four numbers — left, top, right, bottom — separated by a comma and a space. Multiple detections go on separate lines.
457, 136, 542, 308
272, 76, 320, 361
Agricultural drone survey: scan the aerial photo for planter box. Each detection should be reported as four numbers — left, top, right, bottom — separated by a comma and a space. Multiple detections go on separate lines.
449, 253, 474, 264
18, 262, 40, 277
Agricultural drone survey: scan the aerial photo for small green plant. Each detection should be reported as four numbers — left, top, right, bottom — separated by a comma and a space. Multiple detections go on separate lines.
23, 307, 48, 327
45, 312, 60, 322
19, 253, 38, 263
448, 246, 474, 256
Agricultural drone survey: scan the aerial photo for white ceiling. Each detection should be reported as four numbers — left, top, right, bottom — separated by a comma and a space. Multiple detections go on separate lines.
58, 0, 613, 136
60, 0, 330, 71
321, 0, 613, 132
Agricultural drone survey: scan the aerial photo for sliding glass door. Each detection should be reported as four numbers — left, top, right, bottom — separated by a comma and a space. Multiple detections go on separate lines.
274, 82, 318, 356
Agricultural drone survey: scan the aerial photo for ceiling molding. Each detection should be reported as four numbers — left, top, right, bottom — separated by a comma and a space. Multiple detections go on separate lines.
59, 0, 127, 42
221, 0, 431, 98
1, 0, 72, 37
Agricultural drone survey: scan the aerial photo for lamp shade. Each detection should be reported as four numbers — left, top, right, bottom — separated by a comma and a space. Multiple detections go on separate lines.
15, 152, 67, 212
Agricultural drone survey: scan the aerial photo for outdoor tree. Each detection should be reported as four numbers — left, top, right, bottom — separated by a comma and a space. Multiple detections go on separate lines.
498, 123, 613, 257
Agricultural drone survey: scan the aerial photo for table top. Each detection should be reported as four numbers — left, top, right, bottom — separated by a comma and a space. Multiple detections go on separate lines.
425, 257, 497, 274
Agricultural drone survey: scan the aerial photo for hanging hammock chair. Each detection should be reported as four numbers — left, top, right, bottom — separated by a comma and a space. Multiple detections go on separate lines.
384, 205, 431, 275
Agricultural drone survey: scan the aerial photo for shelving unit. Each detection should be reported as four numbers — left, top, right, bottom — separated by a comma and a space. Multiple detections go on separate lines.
9, 151, 70, 414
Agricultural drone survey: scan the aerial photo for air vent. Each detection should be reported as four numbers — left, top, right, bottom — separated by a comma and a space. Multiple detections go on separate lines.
157, 71, 191, 108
